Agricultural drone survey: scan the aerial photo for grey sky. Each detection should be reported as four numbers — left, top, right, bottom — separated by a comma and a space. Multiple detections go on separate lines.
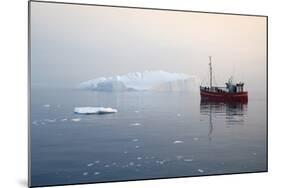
30, 2, 266, 94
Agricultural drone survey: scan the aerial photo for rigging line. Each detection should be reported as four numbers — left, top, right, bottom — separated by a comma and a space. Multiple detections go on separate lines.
211, 57, 217, 86
213, 74, 217, 86
232, 62, 236, 81
212, 64, 217, 86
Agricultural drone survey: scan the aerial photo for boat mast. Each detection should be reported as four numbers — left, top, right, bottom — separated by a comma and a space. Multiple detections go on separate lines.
209, 56, 212, 88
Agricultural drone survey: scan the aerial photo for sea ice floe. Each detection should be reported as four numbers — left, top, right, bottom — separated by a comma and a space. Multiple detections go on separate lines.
74, 107, 117, 115
193, 137, 199, 141
135, 110, 140, 113
104, 164, 110, 168
83, 172, 88, 176
173, 140, 184, 144
130, 122, 141, 126
43, 104, 51, 108
156, 160, 166, 165
129, 162, 134, 166
176, 155, 184, 160
132, 139, 139, 142
87, 163, 94, 167
184, 159, 193, 162
94, 172, 100, 175
135, 146, 140, 149
60, 118, 68, 122
94, 160, 100, 164
198, 169, 204, 173
45, 119, 56, 123
71, 118, 81, 122
177, 113, 181, 117
137, 157, 142, 160
136, 164, 142, 167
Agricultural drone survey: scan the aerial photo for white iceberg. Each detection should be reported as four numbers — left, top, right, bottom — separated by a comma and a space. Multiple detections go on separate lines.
74, 107, 117, 115
79, 70, 199, 92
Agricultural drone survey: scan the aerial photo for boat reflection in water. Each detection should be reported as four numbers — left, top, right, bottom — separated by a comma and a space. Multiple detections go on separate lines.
200, 99, 248, 140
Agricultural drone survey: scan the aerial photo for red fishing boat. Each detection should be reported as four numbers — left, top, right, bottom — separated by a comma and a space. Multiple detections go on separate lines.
200, 57, 248, 103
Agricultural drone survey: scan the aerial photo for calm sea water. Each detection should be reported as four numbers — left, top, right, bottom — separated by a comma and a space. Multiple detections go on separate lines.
30, 87, 267, 186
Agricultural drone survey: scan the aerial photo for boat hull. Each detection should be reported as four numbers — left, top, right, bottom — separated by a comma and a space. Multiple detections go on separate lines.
200, 89, 248, 103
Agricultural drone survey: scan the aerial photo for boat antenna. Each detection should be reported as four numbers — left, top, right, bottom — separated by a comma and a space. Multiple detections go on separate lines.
209, 56, 212, 88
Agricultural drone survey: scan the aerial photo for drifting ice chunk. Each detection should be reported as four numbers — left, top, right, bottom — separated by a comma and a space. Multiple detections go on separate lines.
176, 155, 184, 160
74, 107, 117, 115
173, 140, 184, 144
87, 163, 94, 167
130, 122, 141, 126
198, 169, 204, 173
43, 104, 51, 108
45, 119, 56, 123
156, 160, 166, 165
71, 118, 81, 122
